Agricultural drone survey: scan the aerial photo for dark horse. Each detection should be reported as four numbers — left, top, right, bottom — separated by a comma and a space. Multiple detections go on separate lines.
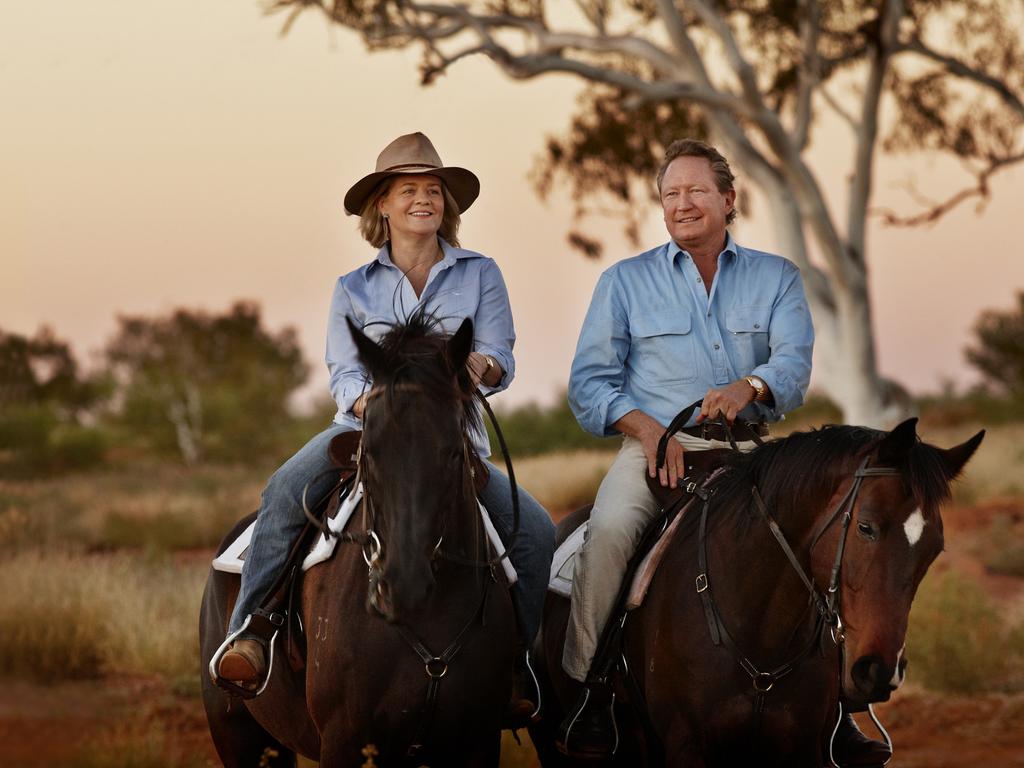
531, 418, 983, 767
200, 315, 516, 767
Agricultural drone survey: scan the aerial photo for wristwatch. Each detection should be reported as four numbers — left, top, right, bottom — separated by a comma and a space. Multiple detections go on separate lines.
744, 375, 768, 402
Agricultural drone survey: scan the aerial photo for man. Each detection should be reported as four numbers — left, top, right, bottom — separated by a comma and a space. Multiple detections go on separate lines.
558, 139, 886, 766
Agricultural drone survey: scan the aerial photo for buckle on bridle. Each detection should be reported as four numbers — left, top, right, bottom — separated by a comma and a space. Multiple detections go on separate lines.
363, 530, 382, 567
695, 573, 709, 593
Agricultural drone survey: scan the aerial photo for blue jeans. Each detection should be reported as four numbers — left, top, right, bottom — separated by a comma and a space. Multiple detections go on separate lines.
229, 425, 555, 646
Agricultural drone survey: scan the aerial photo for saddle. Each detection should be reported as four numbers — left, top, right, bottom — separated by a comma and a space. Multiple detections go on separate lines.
219, 431, 494, 682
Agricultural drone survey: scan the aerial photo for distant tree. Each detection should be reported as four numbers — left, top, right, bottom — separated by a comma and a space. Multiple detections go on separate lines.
105, 302, 309, 464
269, 0, 1024, 426
966, 291, 1024, 399
0, 327, 110, 472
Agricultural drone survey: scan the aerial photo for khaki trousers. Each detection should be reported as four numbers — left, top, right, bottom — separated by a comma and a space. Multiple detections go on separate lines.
562, 433, 756, 682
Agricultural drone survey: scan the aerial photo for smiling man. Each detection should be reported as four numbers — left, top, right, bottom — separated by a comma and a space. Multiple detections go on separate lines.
557, 139, 827, 757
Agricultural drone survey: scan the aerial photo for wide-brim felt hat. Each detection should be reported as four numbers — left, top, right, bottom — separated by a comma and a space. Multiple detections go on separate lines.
343, 132, 480, 216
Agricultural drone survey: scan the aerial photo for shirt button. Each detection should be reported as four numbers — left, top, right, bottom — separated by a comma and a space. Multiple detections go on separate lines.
754, 323, 760, 329
696, 277, 702, 283
714, 344, 720, 350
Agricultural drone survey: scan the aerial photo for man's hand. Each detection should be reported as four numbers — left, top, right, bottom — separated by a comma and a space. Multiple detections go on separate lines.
612, 410, 686, 488
696, 380, 756, 424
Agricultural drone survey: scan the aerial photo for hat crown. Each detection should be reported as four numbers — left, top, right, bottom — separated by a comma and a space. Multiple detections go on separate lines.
375, 132, 443, 174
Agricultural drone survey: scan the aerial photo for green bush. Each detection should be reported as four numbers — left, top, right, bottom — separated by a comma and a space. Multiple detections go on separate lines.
485, 394, 614, 457
906, 570, 1016, 693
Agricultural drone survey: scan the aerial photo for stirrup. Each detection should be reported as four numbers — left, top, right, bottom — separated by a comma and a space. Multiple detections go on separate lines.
828, 701, 893, 768
208, 614, 279, 699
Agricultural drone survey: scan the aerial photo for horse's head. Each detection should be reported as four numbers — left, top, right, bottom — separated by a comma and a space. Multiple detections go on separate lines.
825, 418, 983, 705
347, 313, 478, 624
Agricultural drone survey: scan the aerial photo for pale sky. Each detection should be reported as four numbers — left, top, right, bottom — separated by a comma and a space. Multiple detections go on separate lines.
3, 1, 1022, 409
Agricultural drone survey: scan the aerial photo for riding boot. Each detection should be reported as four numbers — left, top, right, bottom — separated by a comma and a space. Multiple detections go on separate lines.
555, 680, 617, 760
832, 712, 892, 767
218, 637, 267, 691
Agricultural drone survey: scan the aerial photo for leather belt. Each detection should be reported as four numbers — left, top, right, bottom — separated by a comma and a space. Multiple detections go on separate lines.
679, 421, 769, 443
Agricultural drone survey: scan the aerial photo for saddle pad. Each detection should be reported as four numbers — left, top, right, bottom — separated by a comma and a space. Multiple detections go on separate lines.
211, 484, 517, 585
548, 467, 727, 609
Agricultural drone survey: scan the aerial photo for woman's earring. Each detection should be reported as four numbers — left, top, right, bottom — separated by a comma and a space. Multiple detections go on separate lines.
382, 213, 390, 239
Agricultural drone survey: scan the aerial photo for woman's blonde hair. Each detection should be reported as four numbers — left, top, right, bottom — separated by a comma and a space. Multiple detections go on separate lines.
358, 177, 462, 248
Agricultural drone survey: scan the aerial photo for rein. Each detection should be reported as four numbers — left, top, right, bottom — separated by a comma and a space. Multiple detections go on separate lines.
326, 381, 520, 761
656, 401, 901, 749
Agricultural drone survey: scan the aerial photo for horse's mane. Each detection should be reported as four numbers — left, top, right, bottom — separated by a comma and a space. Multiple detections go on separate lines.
708, 424, 958, 535
368, 308, 481, 436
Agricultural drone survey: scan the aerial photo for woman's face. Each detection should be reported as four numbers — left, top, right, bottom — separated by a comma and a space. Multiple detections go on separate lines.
377, 174, 445, 240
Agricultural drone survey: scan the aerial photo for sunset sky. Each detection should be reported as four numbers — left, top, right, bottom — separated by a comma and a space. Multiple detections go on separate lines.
3, 0, 1022, 410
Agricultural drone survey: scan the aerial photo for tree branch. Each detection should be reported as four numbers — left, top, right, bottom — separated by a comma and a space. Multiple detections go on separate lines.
872, 151, 1024, 227
898, 35, 1024, 120
847, 0, 904, 266
793, 0, 821, 150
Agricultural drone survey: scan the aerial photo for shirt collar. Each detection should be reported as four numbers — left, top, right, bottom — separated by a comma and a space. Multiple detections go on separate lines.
370, 237, 461, 271
666, 232, 737, 265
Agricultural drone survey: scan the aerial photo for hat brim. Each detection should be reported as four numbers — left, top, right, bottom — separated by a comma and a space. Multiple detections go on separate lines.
344, 166, 480, 216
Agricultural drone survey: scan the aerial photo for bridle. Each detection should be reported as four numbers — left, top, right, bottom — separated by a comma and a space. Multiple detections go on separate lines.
658, 401, 900, 763
321, 382, 522, 761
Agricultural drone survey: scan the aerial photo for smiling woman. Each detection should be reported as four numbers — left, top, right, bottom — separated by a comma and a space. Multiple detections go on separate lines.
203, 131, 556, 763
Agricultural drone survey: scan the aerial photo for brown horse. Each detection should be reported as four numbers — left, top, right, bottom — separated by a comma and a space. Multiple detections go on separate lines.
530, 419, 983, 767
200, 315, 516, 767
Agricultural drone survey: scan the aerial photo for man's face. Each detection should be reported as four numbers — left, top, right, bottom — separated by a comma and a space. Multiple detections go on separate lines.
660, 156, 735, 254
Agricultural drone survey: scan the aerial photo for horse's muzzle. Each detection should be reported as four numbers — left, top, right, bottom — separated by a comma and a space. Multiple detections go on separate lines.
850, 654, 905, 702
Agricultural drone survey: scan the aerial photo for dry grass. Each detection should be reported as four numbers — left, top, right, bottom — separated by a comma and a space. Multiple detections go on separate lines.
0, 551, 205, 683
513, 448, 616, 513
915, 422, 1024, 504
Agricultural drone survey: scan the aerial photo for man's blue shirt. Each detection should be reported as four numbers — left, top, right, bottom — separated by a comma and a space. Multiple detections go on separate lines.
568, 234, 814, 436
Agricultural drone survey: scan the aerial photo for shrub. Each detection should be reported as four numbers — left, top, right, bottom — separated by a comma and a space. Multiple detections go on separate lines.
906, 570, 1015, 693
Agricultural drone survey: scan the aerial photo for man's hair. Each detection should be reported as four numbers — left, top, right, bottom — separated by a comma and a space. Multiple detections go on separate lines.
358, 177, 462, 248
656, 139, 738, 225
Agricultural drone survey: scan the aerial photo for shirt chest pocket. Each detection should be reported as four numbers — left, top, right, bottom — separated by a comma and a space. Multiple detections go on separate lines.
630, 309, 697, 385
726, 305, 771, 371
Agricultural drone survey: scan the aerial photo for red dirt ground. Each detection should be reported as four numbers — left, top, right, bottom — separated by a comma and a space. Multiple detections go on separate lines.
2, 499, 1022, 767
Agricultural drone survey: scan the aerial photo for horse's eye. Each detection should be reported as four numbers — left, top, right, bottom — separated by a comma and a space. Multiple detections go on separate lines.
857, 521, 877, 541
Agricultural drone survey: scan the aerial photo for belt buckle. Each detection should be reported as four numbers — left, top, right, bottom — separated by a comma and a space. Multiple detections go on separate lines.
700, 422, 712, 441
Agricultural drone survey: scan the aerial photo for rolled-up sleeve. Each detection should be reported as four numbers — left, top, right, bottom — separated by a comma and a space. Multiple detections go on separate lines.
750, 262, 814, 419
325, 278, 371, 416
568, 271, 639, 437
472, 259, 516, 395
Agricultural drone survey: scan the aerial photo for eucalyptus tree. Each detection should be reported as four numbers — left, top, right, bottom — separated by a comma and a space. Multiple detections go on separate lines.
271, 0, 1024, 424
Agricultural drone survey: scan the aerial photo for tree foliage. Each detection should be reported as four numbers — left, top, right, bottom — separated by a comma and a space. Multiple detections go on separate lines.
0, 327, 110, 473
966, 292, 1024, 400
105, 301, 310, 464
266, 0, 1024, 425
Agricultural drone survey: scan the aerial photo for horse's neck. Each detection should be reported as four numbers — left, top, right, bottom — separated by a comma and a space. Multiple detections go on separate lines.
708, 481, 836, 651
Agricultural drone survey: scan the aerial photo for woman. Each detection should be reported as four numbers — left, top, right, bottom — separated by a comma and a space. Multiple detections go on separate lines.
218, 133, 554, 718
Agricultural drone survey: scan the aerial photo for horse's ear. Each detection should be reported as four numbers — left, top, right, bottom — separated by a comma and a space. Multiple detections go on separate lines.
938, 429, 985, 479
447, 318, 474, 373
347, 316, 387, 376
876, 418, 919, 465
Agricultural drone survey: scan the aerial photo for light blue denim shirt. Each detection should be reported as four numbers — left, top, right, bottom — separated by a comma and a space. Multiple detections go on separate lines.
326, 238, 515, 455
569, 234, 813, 437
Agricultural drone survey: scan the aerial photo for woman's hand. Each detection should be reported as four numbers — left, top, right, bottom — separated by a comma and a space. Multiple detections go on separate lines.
352, 393, 368, 419
467, 352, 501, 388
